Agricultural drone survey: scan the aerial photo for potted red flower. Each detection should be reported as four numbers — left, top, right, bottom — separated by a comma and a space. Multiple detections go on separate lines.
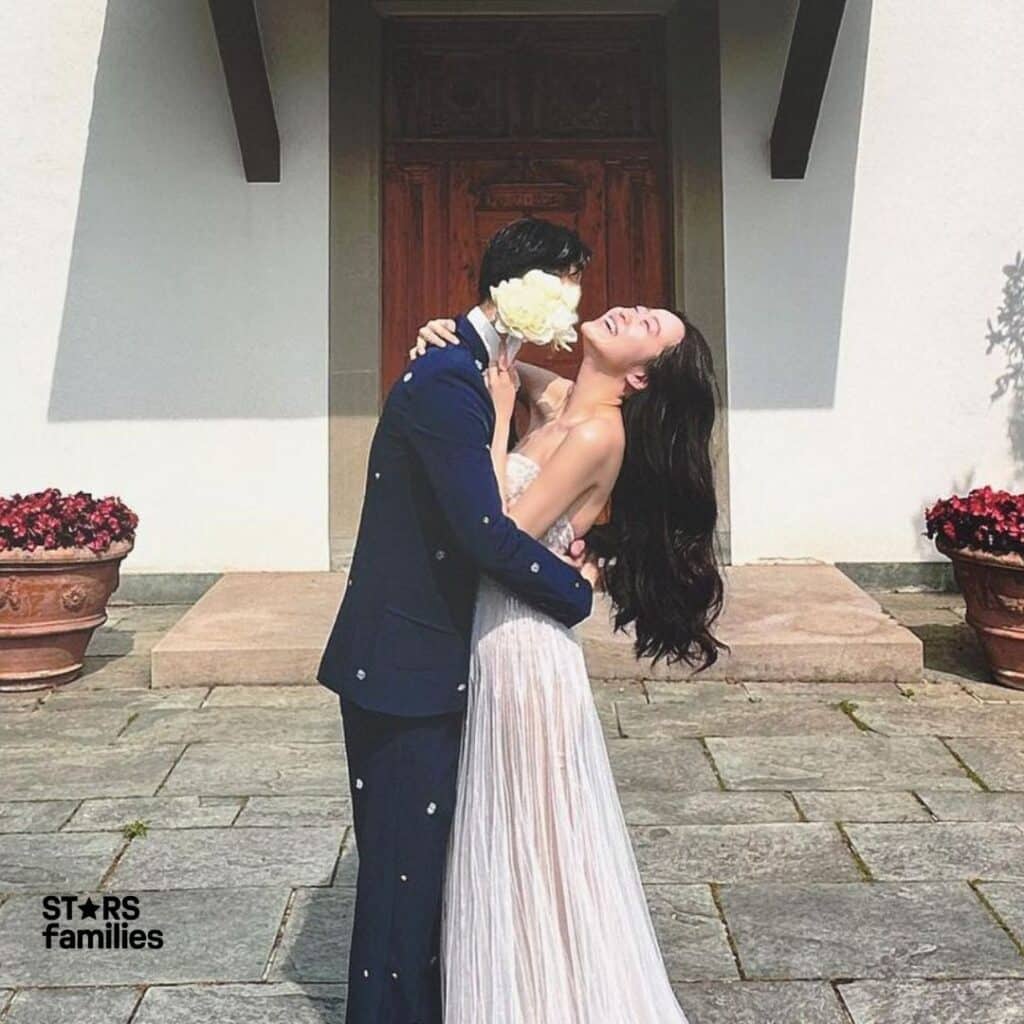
925, 485, 1024, 688
0, 489, 138, 691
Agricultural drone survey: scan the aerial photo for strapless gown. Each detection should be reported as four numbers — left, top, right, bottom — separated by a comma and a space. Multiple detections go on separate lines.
441, 451, 689, 1023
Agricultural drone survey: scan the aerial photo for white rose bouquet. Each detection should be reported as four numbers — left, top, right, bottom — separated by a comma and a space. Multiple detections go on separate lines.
489, 269, 582, 352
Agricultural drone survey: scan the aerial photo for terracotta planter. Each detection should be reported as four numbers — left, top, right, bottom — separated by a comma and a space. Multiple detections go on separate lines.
937, 534, 1024, 689
0, 539, 133, 692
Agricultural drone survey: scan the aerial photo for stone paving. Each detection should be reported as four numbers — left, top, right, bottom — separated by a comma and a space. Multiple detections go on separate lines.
1, 590, 1023, 1023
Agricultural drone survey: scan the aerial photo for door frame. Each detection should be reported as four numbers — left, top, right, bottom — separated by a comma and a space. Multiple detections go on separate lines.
328, 0, 730, 567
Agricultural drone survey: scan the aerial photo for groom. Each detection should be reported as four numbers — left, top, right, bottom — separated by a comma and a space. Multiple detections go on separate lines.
317, 217, 595, 1024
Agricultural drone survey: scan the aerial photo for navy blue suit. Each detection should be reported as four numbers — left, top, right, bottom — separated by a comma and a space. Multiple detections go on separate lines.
316, 313, 592, 1023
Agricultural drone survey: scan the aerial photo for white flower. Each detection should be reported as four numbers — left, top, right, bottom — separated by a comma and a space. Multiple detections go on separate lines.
490, 269, 581, 352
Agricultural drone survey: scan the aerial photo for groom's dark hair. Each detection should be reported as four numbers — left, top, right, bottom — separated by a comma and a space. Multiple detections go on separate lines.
478, 217, 592, 301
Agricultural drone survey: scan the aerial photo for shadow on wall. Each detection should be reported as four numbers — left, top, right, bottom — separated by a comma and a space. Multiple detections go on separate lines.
721, 0, 873, 410
987, 251, 1024, 475
908, 254, 1024, 559
48, 0, 328, 422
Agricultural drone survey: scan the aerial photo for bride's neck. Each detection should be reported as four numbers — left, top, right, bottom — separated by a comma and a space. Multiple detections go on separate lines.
560, 356, 624, 423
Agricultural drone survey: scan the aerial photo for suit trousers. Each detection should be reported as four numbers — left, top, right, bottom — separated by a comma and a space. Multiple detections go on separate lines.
339, 695, 465, 1024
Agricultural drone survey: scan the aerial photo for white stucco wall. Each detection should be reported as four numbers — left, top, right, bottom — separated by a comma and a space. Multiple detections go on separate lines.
0, 0, 329, 572
721, 0, 1024, 564
6, 0, 1022, 574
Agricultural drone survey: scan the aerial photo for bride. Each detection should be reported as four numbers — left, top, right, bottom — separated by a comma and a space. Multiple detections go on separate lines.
413, 303, 726, 1023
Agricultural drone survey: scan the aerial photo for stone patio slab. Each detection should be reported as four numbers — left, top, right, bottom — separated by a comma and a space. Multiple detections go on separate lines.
718, 882, 1024, 979
606, 740, 720, 791
73, 656, 152, 690
630, 824, 861, 884
617, 701, 856, 738
675, 981, 848, 1024
900, 678, 977, 703
64, 795, 242, 831
203, 684, 339, 708
838, 980, 1024, 1024
918, 791, 1024, 822
267, 886, 353, 982
742, 681, 905, 702
645, 885, 738, 981
855, 702, 1024, 736
330, 831, 358, 888
706, 735, 976, 791
0, 801, 77, 834
151, 565, 923, 685
793, 791, 930, 822
619, 791, 799, 826
643, 680, 751, 703
0, 708, 131, 746
590, 679, 650, 705
133, 982, 347, 1024
945, 738, 1024, 790
977, 883, 1024, 945
0, 695, 46, 713
106, 826, 341, 890
0, 743, 183, 801
961, 680, 1024, 703
0, 832, 123, 893
112, 606, 189, 632
85, 628, 167, 658
0, 888, 290, 985
846, 823, 1024, 881
3, 986, 140, 1024
160, 741, 346, 796
234, 795, 351, 828
43, 686, 208, 713
117, 706, 343, 745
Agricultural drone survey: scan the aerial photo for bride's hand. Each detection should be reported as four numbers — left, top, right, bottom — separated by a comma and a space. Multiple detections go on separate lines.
484, 365, 519, 423
483, 342, 519, 421
409, 317, 459, 361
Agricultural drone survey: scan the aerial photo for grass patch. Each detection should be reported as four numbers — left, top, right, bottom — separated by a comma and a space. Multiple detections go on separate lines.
837, 700, 874, 733
122, 819, 150, 839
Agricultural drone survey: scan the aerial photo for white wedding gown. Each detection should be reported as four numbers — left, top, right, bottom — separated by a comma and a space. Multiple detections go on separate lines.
441, 451, 689, 1024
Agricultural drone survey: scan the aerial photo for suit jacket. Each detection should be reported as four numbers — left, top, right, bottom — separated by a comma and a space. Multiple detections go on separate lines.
316, 313, 593, 716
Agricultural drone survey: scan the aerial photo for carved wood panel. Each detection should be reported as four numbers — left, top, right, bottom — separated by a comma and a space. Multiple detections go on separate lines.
385, 18, 664, 142
381, 17, 672, 395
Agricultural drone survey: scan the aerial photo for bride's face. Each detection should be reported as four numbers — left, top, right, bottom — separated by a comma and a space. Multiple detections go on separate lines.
581, 306, 685, 375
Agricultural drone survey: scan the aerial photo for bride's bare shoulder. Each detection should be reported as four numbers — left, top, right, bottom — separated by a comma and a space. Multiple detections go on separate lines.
566, 415, 624, 461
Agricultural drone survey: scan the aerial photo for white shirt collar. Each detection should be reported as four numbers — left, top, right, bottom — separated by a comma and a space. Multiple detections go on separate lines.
467, 305, 523, 365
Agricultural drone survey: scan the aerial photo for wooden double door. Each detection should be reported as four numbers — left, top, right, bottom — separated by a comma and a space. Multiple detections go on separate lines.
381, 17, 674, 392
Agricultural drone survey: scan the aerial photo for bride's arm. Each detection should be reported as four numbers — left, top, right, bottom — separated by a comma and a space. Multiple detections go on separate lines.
515, 362, 573, 429
409, 318, 571, 426
489, 391, 511, 512
506, 418, 622, 541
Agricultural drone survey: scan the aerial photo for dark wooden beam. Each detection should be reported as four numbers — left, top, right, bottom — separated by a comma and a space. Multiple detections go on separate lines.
208, 0, 280, 182
770, 0, 847, 179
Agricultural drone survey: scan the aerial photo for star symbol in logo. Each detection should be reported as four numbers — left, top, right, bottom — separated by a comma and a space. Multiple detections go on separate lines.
78, 897, 100, 919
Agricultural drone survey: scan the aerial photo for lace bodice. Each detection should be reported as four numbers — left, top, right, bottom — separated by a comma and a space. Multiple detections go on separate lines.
505, 452, 575, 555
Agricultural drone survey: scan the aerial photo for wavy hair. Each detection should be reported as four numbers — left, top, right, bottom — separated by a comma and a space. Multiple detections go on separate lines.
588, 312, 729, 671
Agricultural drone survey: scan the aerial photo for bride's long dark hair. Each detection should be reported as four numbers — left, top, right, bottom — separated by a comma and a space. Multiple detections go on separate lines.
588, 311, 729, 672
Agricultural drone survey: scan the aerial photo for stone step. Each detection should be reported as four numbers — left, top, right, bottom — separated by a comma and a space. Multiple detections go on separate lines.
150, 564, 923, 688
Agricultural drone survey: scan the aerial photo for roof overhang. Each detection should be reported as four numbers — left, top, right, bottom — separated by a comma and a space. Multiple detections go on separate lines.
208, 0, 847, 183
771, 0, 848, 179
208, 0, 280, 182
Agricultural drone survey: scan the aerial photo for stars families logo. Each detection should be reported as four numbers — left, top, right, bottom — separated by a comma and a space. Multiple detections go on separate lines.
41, 894, 164, 951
